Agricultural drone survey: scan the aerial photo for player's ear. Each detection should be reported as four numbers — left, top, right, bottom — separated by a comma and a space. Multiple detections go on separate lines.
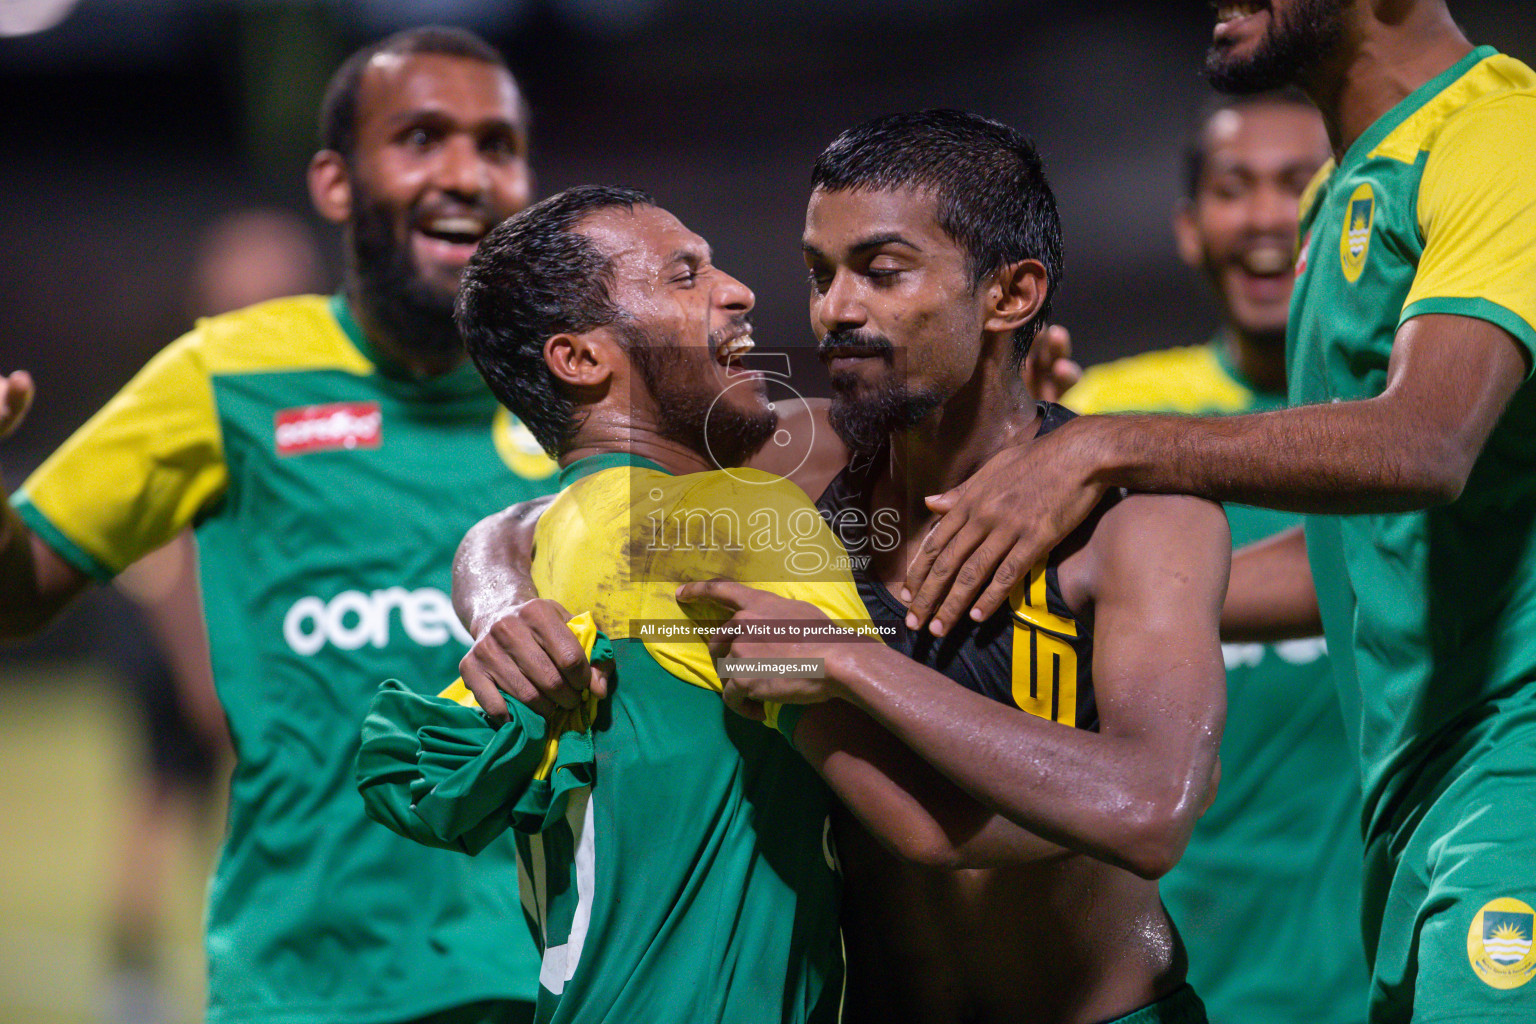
983, 258, 1047, 336
308, 150, 353, 225
1173, 198, 1202, 269
544, 330, 616, 389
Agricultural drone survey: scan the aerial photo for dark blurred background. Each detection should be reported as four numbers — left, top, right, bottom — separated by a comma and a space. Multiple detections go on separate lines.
3, 0, 1528, 466
1, 3, 1532, 1021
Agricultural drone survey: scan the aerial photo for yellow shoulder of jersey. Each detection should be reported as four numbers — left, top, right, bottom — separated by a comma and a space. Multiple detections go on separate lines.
15, 295, 373, 580
1067, 344, 1253, 415
1394, 57, 1536, 361
191, 294, 374, 377
1370, 52, 1536, 165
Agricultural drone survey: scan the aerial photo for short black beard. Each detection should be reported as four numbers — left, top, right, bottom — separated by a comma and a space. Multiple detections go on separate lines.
821, 328, 943, 459
1204, 0, 1347, 94
346, 187, 465, 362
624, 323, 778, 470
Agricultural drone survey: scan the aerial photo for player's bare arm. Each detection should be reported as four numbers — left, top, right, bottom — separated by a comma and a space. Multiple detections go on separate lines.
693, 491, 1229, 879
450, 494, 602, 722
904, 312, 1529, 633
675, 577, 1072, 869
0, 371, 91, 637
1224, 525, 1321, 643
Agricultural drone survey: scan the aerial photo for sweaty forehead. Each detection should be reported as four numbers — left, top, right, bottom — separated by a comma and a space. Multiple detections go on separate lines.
356, 52, 523, 128
579, 205, 709, 277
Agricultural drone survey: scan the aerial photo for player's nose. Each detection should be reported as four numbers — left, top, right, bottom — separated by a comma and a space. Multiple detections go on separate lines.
816, 269, 864, 331
435, 134, 489, 200
715, 270, 755, 314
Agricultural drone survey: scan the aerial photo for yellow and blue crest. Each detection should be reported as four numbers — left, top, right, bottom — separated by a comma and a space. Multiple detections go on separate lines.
1468, 897, 1536, 989
1338, 183, 1374, 283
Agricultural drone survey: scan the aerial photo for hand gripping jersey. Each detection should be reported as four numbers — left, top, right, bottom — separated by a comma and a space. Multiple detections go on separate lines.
1072, 341, 1367, 1024
13, 295, 555, 1024
1289, 47, 1536, 1016
362, 452, 874, 1024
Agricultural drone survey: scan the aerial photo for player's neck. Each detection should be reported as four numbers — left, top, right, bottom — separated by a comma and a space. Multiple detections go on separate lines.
1305, 7, 1473, 159
559, 421, 717, 478
880, 373, 1040, 523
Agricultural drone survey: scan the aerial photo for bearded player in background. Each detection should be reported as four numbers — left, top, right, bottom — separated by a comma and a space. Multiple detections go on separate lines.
0, 27, 552, 1024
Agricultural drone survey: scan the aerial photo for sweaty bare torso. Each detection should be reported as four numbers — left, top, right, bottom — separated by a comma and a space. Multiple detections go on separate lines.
835, 814, 1186, 1024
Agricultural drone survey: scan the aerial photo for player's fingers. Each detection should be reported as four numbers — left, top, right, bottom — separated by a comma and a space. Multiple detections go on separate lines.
722, 679, 768, 722
930, 534, 1023, 634
486, 618, 579, 711
965, 542, 1036, 625
458, 655, 510, 723
587, 660, 613, 700
0, 370, 35, 439
899, 502, 969, 606
923, 488, 960, 514
706, 617, 741, 661
525, 607, 593, 693
905, 519, 987, 634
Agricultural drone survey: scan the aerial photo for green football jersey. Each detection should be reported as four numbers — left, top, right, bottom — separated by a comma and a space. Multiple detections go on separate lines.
1072, 340, 1367, 1024
359, 452, 873, 1023
14, 295, 556, 1024
1288, 47, 1536, 843
520, 453, 870, 1023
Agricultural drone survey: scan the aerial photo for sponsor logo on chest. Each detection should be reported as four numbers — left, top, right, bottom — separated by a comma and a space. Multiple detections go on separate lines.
283, 586, 472, 656
274, 401, 382, 456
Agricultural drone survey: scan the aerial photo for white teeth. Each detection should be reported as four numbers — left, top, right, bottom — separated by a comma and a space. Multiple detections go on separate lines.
715, 335, 755, 363
1217, 1, 1260, 23
1243, 248, 1291, 275
426, 216, 485, 237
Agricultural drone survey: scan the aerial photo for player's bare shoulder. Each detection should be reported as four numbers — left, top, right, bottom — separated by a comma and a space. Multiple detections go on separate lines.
1056, 491, 1230, 617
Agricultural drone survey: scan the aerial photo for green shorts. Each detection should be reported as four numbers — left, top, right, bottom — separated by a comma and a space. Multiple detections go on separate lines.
1364, 733, 1536, 1022
1097, 985, 1207, 1024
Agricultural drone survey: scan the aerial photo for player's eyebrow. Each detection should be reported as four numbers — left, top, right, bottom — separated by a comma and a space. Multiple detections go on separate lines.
802, 233, 922, 261
848, 232, 922, 255
667, 244, 712, 268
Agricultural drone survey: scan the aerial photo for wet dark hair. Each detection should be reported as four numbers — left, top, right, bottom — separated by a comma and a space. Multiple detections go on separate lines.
811, 109, 1063, 364
1182, 88, 1318, 200
319, 26, 510, 159
456, 185, 655, 456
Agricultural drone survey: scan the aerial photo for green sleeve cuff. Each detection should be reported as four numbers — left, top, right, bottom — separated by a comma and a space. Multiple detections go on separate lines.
10, 494, 118, 582
1400, 297, 1536, 380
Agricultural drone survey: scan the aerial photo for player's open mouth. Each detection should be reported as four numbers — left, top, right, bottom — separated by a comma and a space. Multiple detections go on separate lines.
413, 214, 491, 267
715, 332, 757, 375
1239, 245, 1291, 277
1212, 0, 1268, 42
1231, 244, 1294, 303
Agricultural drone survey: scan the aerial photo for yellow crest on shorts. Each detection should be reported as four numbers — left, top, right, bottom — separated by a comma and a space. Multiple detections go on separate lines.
493, 407, 558, 480
1468, 897, 1536, 989
1338, 183, 1374, 283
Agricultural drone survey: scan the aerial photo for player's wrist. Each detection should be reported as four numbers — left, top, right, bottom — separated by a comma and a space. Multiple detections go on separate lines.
1061, 414, 1129, 492
824, 642, 901, 711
